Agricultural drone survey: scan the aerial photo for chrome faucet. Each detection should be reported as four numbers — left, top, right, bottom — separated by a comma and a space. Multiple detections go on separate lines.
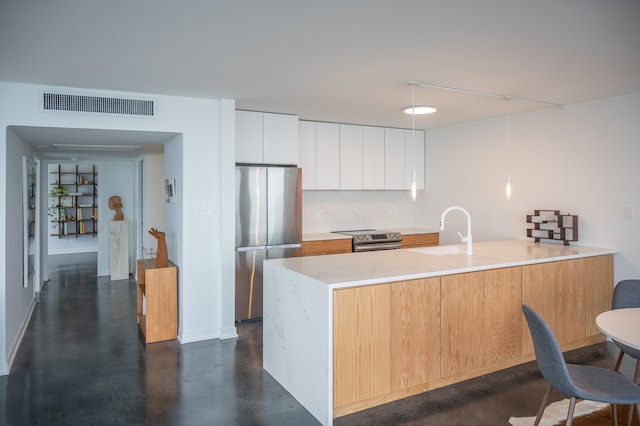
440, 206, 473, 255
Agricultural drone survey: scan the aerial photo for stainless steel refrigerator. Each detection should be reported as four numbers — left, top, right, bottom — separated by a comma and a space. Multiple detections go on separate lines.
235, 166, 302, 321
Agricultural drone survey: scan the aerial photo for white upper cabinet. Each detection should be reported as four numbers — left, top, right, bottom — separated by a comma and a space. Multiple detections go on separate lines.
404, 129, 425, 190
298, 121, 316, 189
264, 113, 298, 165
236, 110, 263, 164
362, 126, 385, 189
339, 124, 363, 190
236, 110, 298, 165
298, 120, 425, 192
384, 128, 406, 189
315, 122, 340, 190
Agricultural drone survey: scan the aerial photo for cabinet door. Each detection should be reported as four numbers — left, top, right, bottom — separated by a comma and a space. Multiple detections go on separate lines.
522, 262, 558, 354
236, 110, 264, 163
441, 272, 484, 377
384, 128, 405, 189
315, 122, 340, 190
298, 121, 316, 189
585, 255, 613, 336
333, 284, 390, 408
362, 126, 385, 189
339, 124, 363, 189
555, 258, 586, 344
264, 113, 298, 165
405, 129, 425, 190
483, 267, 522, 365
390, 278, 441, 391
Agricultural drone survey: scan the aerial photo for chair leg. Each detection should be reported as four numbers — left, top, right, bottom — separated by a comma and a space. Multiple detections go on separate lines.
534, 384, 553, 426
629, 361, 640, 426
566, 397, 577, 426
614, 350, 625, 372
612, 404, 618, 426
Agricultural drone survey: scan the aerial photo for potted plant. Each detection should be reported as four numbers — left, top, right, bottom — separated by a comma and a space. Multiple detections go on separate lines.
48, 185, 67, 223
49, 185, 67, 197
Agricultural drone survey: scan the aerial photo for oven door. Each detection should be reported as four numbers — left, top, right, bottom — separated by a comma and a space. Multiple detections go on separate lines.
353, 241, 402, 252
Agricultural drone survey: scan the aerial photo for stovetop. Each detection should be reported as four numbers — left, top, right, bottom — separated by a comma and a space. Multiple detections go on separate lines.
332, 229, 403, 244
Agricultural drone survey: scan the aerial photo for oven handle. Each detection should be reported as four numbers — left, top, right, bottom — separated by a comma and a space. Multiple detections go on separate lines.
353, 241, 402, 252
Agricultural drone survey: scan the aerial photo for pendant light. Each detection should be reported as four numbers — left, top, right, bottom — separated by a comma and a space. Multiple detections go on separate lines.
505, 111, 512, 200
410, 85, 417, 201
404, 81, 436, 201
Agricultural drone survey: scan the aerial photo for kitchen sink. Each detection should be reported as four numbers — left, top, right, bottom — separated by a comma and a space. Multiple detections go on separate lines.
408, 245, 468, 256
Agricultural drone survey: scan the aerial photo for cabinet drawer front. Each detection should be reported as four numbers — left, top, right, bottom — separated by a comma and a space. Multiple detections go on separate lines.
302, 239, 351, 256
401, 233, 439, 248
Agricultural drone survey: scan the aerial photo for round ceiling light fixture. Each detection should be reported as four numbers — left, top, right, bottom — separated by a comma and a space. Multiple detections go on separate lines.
403, 105, 437, 115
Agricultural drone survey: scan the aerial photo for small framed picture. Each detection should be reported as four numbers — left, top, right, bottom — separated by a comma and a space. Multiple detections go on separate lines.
165, 178, 176, 203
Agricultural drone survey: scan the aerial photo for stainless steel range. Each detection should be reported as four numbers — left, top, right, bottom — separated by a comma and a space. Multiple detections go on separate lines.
333, 229, 403, 252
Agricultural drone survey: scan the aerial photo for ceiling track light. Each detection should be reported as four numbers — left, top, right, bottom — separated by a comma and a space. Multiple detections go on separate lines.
407, 80, 564, 109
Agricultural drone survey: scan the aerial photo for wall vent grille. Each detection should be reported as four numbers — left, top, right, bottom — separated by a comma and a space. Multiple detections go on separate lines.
43, 92, 155, 116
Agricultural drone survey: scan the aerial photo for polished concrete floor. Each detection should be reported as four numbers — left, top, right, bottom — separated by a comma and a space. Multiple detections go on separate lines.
0, 253, 635, 425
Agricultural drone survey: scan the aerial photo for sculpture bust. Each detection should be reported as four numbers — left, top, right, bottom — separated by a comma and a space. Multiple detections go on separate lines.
108, 195, 124, 221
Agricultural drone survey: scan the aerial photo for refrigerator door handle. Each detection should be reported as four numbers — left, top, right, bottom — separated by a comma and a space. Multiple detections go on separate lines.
236, 246, 267, 252
266, 243, 302, 250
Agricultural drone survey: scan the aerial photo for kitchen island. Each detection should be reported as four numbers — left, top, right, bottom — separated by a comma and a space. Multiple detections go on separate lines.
262, 240, 615, 426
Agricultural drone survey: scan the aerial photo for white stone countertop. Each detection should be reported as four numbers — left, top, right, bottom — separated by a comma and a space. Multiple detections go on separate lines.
267, 240, 616, 289
302, 228, 439, 242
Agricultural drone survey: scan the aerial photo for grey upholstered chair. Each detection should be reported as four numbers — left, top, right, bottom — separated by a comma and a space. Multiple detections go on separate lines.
612, 279, 640, 384
522, 304, 640, 426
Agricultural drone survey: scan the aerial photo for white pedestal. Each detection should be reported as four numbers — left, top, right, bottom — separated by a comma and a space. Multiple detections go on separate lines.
110, 221, 129, 280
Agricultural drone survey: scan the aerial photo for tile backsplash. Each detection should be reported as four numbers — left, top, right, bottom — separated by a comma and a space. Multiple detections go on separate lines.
302, 190, 415, 233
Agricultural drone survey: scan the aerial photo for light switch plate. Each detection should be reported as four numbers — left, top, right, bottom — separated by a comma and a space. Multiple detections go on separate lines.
624, 206, 635, 220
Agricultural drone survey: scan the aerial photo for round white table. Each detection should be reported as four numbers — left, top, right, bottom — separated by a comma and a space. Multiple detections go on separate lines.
596, 307, 640, 351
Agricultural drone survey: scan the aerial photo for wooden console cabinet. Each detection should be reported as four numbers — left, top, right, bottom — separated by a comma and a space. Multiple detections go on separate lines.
137, 259, 177, 343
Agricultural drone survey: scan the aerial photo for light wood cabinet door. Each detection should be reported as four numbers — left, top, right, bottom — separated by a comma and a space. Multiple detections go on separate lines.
522, 262, 558, 354
483, 267, 522, 365
333, 284, 391, 408
555, 258, 586, 344
585, 255, 614, 336
441, 272, 484, 377
362, 126, 385, 189
339, 124, 363, 189
390, 278, 441, 391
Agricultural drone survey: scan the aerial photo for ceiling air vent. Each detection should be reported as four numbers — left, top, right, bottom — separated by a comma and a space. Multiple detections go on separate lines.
42, 92, 155, 116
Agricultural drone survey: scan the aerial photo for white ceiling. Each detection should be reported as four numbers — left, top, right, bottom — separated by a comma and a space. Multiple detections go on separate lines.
1, 0, 639, 151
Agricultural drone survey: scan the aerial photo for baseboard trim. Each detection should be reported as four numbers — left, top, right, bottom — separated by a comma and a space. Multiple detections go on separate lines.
4, 298, 36, 375
178, 328, 220, 344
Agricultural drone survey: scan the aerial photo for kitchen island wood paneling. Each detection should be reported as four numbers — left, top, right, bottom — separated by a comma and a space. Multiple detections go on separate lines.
263, 240, 615, 425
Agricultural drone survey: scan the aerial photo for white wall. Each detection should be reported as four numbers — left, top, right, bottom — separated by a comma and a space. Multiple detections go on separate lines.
417, 92, 640, 281
0, 81, 236, 374
141, 153, 164, 257
3, 127, 37, 374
